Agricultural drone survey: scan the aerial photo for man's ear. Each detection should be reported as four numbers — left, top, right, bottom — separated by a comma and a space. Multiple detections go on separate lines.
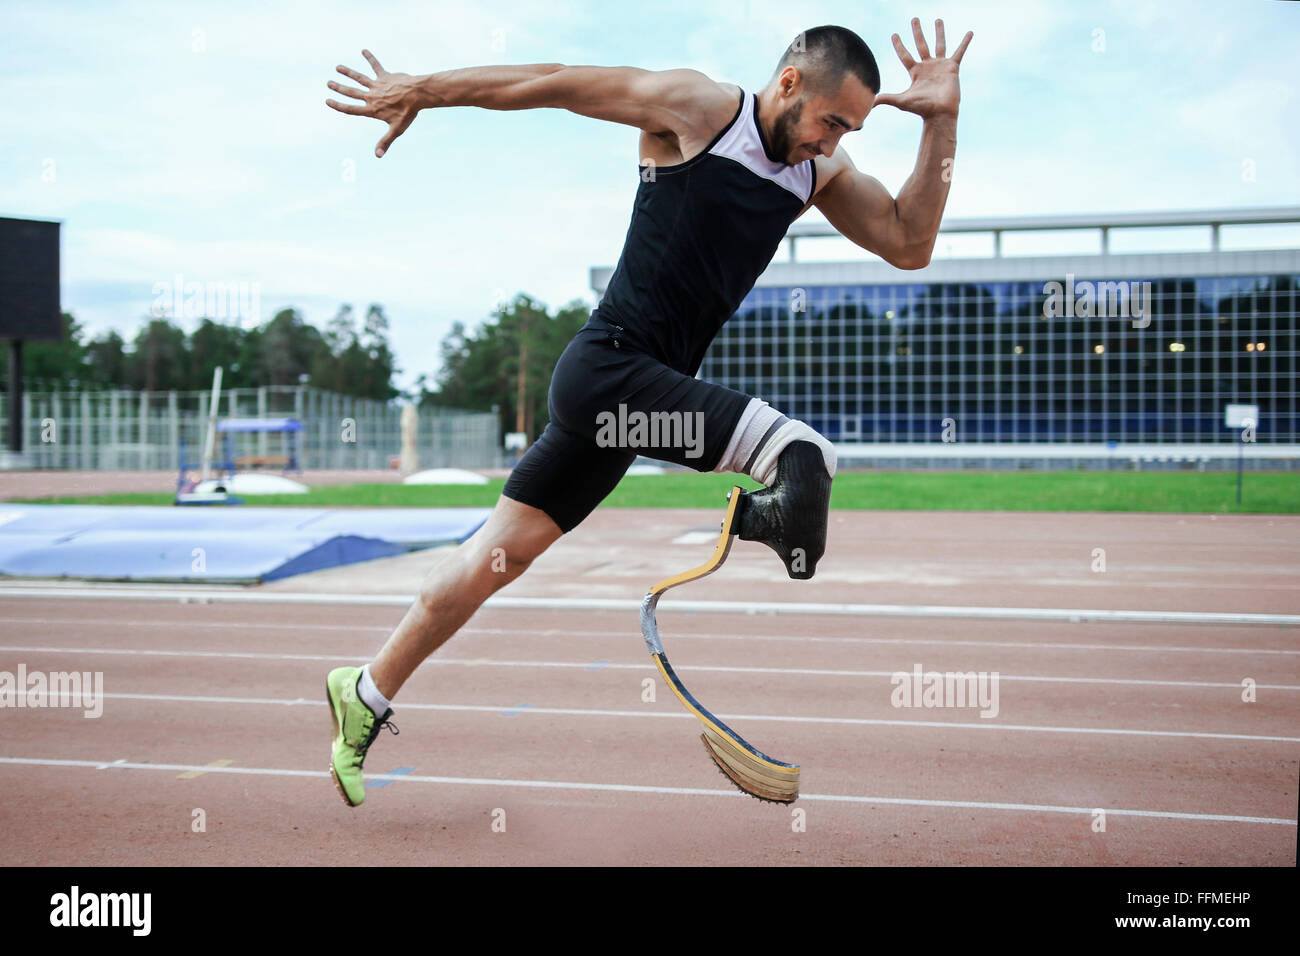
778, 65, 801, 98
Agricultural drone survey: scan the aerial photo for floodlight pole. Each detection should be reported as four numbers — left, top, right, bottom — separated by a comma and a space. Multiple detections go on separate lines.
201, 366, 223, 481
1237, 435, 1244, 505
6, 340, 21, 454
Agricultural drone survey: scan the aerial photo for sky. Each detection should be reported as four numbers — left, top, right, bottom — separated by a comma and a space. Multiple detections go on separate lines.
2, 0, 1298, 391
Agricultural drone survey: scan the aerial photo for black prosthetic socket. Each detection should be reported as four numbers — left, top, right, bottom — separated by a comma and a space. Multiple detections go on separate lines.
736, 440, 832, 580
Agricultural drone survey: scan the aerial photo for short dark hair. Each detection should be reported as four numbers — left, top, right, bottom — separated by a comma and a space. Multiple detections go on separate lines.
775, 25, 880, 95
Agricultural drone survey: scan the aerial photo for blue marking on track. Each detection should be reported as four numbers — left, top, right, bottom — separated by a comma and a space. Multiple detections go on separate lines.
586, 660, 611, 671
366, 766, 415, 789
500, 703, 532, 717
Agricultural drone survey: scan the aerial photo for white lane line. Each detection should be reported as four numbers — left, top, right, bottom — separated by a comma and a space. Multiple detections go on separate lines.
466, 626, 1300, 656
0, 755, 1291, 826
0, 644, 347, 664
0, 617, 389, 634
3, 617, 1296, 657
0, 585, 1296, 626
2, 644, 1296, 691
28, 690, 1300, 742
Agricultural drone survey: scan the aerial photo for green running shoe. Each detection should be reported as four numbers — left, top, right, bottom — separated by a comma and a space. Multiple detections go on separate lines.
326, 666, 399, 807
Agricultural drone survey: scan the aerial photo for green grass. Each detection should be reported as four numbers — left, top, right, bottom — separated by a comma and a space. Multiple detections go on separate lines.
14, 470, 1300, 513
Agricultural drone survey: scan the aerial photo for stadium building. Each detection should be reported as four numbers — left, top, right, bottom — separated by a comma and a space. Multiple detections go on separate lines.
591, 207, 1300, 468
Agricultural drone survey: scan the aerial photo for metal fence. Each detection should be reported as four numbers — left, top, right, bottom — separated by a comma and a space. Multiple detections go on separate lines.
2, 386, 503, 471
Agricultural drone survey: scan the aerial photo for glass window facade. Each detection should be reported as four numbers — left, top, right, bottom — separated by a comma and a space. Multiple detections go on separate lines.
698, 275, 1299, 443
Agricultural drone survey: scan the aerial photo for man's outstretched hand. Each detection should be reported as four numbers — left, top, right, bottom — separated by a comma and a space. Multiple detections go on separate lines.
326, 50, 421, 158
873, 18, 972, 120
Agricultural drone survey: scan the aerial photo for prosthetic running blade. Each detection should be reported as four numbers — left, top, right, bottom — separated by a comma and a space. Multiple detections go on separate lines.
640, 486, 800, 803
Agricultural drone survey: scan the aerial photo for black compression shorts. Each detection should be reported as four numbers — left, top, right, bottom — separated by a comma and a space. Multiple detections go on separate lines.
502, 323, 753, 533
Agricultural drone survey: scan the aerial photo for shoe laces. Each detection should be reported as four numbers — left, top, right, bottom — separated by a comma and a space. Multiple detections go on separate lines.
354, 710, 399, 765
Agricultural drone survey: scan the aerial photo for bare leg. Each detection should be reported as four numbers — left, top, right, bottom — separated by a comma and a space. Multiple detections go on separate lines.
368, 494, 563, 699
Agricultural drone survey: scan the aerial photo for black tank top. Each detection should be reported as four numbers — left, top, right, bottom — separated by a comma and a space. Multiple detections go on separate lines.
587, 89, 817, 376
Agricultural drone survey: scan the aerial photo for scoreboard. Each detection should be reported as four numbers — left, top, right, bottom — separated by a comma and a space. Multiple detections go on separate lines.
0, 217, 61, 342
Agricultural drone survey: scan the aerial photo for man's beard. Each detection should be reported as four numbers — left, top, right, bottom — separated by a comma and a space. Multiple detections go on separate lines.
770, 97, 806, 166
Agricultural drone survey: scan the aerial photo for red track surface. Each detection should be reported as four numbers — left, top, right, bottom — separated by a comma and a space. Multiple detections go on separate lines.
1, 508, 1297, 865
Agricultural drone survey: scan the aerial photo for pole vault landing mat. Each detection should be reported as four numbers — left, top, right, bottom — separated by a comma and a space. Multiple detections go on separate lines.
0, 505, 490, 584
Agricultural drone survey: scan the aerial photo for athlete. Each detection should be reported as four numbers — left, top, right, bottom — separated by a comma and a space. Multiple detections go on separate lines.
323, 20, 972, 806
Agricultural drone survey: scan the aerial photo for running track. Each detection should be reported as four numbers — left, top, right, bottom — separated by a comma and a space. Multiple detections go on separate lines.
1, 507, 1296, 865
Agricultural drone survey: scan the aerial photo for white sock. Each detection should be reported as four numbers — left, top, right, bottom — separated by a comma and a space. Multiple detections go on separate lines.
747, 419, 838, 486
712, 398, 788, 480
357, 664, 393, 716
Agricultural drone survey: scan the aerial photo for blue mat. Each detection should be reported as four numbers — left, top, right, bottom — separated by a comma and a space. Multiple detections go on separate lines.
0, 505, 490, 583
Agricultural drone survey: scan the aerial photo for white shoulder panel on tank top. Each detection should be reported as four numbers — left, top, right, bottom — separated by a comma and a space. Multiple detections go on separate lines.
707, 91, 816, 205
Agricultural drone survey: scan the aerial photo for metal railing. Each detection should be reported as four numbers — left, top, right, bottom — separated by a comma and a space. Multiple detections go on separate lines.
2, 385, 503, 471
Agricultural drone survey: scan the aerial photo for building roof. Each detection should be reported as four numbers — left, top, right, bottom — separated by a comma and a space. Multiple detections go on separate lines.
590, 207, 1300, 293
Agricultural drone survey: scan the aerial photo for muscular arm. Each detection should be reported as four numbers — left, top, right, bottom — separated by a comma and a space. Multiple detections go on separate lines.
326, 52, 733, 157
416, 64, 713, 133
811, 18, 972, 271
814, 115, 957, 270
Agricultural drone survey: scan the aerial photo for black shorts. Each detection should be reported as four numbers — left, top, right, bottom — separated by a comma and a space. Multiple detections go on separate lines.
502, 324, 753, 533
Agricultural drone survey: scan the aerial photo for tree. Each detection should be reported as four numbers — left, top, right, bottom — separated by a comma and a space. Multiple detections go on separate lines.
127, 318, 188, 391
85, 330, 127, 387
309, 303, 399, 400
189, 318, 244, 390
260, 308, 326, 387
232, 326, 266, 389
424, 294, 588, 440
358, 304, 399, 401
12, 300, 401, 402
15, 312, 90, 390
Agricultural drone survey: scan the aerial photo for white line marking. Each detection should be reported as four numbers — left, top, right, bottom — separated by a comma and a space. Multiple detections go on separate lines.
23, 690, 1298, 742
0, 585, 1295, 626
672, 531, 720, 545
0, 644, 347, 663
0, 616, 389, 634
465, 626, 1300, 656
0, 756, 1291, 826
2, 616, 1296, 657
2, 645, 1296, 691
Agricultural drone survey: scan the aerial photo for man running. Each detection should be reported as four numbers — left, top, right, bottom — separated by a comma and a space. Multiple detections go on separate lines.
323, 20, 972, 806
